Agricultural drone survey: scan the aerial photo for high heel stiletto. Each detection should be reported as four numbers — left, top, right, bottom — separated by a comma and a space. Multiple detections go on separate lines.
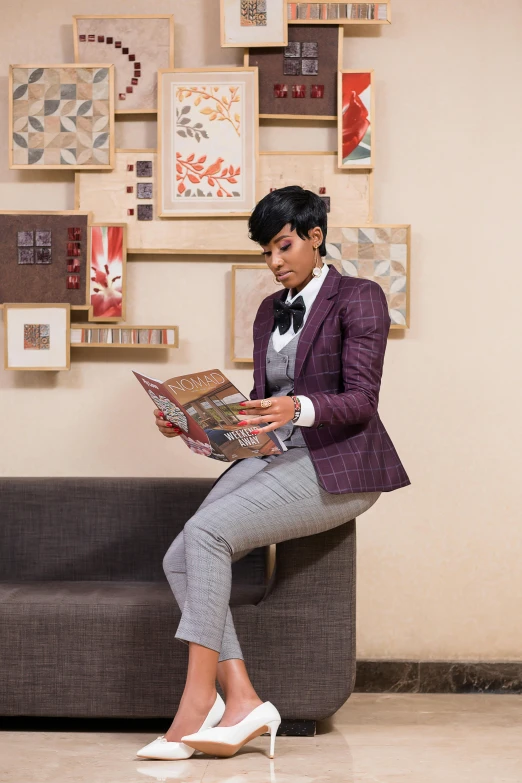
181, 701, 281, 759
136, 692, 225, 760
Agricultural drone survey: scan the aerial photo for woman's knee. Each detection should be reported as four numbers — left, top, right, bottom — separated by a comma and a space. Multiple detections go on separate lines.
183, 510, 234, 556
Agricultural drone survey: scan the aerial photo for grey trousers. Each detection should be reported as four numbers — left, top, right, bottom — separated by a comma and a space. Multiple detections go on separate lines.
162, 448, 381, 662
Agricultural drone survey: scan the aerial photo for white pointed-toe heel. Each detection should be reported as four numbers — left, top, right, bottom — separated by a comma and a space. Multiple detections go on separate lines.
181, 701, 281, 759
136, 692, 225, 760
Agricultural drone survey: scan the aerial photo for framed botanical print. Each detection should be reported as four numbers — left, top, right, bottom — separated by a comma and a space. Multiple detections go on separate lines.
158, 68, 259, 217
338, 70, 374, 168
220, 0, 288, 47
4, 303, 71, 371
88, 224, 127, 322
73, 15, 174, 113
246, 25, 342, 119
9, 65, 115, 169
325, 225, 410, 327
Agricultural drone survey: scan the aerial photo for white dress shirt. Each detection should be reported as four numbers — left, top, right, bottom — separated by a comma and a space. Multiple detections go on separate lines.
271, 262, 330, 427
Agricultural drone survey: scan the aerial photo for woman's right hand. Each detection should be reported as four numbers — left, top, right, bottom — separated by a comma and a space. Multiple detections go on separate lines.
154, 409, 183, 438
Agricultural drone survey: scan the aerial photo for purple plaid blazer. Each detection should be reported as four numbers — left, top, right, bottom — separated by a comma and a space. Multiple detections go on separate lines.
250, 264, 411, 494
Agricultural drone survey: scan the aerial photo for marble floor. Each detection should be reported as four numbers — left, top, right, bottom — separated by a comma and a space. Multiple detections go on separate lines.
1, 694, 521, 783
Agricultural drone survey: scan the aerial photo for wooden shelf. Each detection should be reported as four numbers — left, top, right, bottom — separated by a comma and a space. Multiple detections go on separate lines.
71, 325, 179, 348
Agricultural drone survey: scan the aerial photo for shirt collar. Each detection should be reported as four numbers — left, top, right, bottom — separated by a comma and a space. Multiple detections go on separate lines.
285, 262, 329, 310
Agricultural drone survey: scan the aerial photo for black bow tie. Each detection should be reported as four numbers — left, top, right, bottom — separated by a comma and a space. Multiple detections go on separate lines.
273, 296, 306, 335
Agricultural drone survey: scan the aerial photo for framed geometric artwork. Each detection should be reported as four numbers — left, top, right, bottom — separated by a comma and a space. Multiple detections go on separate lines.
258, 151, 372, 225
220, 0, 288, 47
9, 65, 115, 169
158, 68, 259, 217
73, 15, 174, 114
88, 224, 127, 322
338, 70, 374, 169
75, 149, 259, 254
246, 25, 342, 119
0, 211, 91, 309
231, 264, 275, 362
325, 225, 410, 328
288, 2, 391, 24
3, 303, 71, 371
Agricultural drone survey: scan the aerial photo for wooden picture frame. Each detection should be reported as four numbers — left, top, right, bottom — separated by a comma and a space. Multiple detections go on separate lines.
220, 0, 288, 48
75, 149, 259, 254
4, 303, 71, 371
258, 150, 373, 225
231, 264, 274, 362
70, 325, 179, 348
246, 25, 343, 120
325, 224, 411, 328
0, 210, 92, 312
158, 67, 259, 217
338, 69, 374, 169
72, 15, 174, 114
287, 1, 391, 24
87, 223, 127, 322
9, 64, 115, 170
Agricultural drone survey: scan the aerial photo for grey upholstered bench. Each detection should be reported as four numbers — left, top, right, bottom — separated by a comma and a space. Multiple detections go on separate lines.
0, 478, 357, 732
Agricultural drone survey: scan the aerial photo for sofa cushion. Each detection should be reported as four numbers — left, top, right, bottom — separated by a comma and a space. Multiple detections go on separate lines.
0, 580, 266, 608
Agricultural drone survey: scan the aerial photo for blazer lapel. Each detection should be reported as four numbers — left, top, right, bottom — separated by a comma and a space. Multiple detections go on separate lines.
253, 265, 341, 396
294, 265, 341, 381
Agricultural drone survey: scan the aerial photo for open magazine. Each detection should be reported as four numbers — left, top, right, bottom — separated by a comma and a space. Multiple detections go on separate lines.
133, 368, 286, 462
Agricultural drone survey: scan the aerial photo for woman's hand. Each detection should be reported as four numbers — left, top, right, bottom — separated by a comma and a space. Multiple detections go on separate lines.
237, 396, 295, 434
154, 409, 183, 438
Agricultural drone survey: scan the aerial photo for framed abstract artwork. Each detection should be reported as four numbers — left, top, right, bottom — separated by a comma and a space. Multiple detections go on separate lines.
325, 225, 410, 328
220, 0, 288, 47
71, 325, 179, 348
9, 65, 115, 169
4, 303, 71, 371
231, 264, 276, 362
258, 151, 372, 225
0, 211, 91, 309
88, 224, 127, 322
158, 68, 259, 217
288, 2, 391, 24
73, 15, 174, 114
338, 70, 374, 169
247, 25, 342, 119
75, 149, 259, 254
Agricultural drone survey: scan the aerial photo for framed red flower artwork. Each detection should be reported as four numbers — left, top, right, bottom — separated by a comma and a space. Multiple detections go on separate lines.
338, 70, 374, 169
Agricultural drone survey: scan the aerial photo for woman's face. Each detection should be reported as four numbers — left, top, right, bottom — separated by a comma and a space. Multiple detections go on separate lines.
260, 223, 323, 293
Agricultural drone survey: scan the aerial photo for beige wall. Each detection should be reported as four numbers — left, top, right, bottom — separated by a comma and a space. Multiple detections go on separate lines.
1, 0, 521, 661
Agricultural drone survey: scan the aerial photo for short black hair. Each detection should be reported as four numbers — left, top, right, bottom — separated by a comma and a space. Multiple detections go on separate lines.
248, 185, 327, 256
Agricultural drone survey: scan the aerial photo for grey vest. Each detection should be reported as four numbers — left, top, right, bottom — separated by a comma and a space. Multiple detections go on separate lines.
265, 331, 306, 448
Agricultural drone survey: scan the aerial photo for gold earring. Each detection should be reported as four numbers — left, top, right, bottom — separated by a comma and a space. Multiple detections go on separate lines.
312, 245, 322, 278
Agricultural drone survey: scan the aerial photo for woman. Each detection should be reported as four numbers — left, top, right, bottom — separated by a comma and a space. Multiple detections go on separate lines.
137, 186, 410, 762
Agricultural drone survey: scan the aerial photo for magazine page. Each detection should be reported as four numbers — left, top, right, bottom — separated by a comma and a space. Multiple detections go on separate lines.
165, 368, 285, 461
132, 371, 224, 460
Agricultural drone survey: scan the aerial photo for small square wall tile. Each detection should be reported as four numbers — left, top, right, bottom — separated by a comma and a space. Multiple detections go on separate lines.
18, 247, 35, 264
292, 85, 306, 98
35, 230, 52, 246
137, 204, 153, 221
311, 84, 324, 98
35, 247, 52, 264
136, 160, 153, 178
302, 41, 318, 57
284, 41, 301, 57
127, 208, 134, 216
126, 186, 134, 193
137, 182, 153, 199
67, 275, 80, 290
18, 231, 34, 247
302, 59, 318, 75
284, 60, 301, 76
274, 84, 288, 98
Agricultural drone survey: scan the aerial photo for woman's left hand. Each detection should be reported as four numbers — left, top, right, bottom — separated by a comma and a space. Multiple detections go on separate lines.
237, 396, 295, 434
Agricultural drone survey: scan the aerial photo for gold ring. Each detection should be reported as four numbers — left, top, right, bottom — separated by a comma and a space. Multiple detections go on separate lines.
260, 399, 272, 409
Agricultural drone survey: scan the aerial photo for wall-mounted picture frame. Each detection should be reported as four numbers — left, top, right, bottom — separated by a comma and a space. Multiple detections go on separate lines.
287, 2, 391, 24
338, 69, 374, 169
325, 225, 410, 328
231, 264, 275, 362
88, 224, 127, 322
70, 325, 179, 348
9, 65, 115, 169
258, 150, 372, 225
246, 25, 342, 120
75, 149, 259, 255
158, 67, 259, 217
0, 211, 91, 310
4, 303, 71, 371
73, 15, 174, 114
220, 0, 288, 47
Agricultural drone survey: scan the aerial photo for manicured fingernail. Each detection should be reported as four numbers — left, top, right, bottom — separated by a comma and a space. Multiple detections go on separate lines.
251, 430, 260, 435
239, 402, 246, 406
166, 423, 173, 427
159, 412, 164, 418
